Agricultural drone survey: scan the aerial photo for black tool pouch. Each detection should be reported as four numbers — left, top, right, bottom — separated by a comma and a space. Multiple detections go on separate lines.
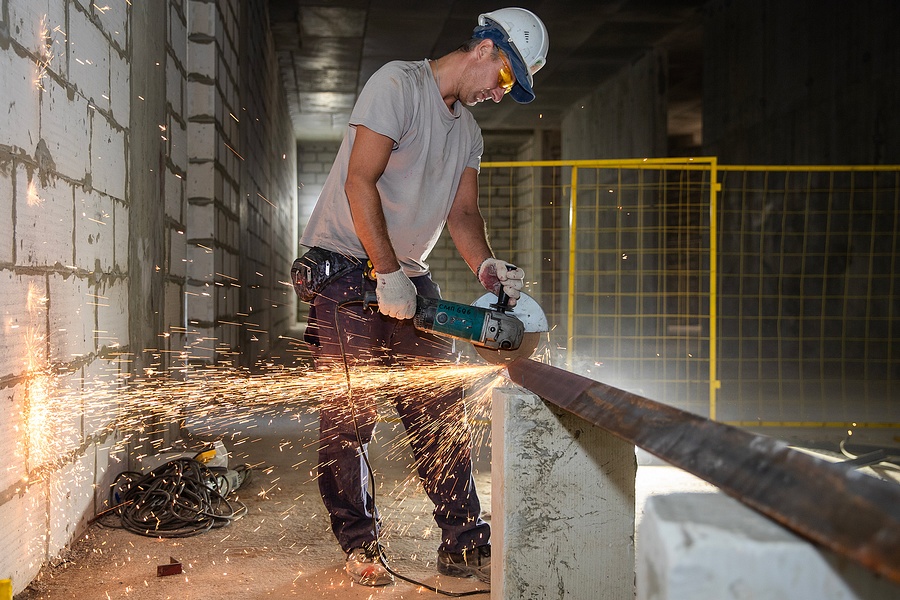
291, 247, 362, 302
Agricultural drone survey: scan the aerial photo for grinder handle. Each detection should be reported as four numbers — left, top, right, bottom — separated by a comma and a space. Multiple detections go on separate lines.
493, 264, 516, 312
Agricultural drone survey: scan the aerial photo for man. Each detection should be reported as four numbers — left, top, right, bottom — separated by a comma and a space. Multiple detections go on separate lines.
293, 7, 548, 587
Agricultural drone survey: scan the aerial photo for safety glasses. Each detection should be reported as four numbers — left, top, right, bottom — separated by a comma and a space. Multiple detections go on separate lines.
498, 51, 515, 94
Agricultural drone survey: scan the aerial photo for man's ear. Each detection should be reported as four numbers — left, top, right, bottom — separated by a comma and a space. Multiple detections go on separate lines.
476, 39, 495, 60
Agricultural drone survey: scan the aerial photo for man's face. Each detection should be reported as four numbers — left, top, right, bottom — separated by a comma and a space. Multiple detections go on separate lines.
463, 45, 516, 106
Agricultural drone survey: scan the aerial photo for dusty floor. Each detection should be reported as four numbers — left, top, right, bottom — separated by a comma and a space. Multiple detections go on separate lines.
21, 333, 894, 599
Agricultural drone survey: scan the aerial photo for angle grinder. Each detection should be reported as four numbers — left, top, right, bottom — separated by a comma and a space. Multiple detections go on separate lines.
363, 287, 547, 365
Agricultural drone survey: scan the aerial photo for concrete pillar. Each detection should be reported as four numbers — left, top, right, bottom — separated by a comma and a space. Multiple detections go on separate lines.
491, 386, 636, 599
638, 492, 900, 600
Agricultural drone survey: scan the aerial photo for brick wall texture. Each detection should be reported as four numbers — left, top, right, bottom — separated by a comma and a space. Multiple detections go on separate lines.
0, 0, 296, 592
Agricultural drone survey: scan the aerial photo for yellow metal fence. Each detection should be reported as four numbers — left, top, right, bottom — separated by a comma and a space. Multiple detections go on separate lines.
476, 159, 899, 428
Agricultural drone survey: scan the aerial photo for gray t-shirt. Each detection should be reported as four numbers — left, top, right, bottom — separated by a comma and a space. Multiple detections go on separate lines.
300, 60, 483, 276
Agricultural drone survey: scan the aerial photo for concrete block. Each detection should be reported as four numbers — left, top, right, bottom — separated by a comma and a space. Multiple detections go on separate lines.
82, 358, 120, 439
169, 116, 188, 168
187, 80, 215, 119
637, 492, 900, 600
109, 47, 129, 126
187, 200, 215, 239
113, 198, 128, 271
95, 277, 128, 351
16, 174, 74, 267
40, 76, 90, 181
47, 449, 95, 558
0, 383, 28, 490
89, 111, 126, 199
189, 0, 216, 37
0, 50, 41, 152
0, 483, 47, 597
74, 188, 114, 273
68, 7, 110, 111
169, 3, 187, 61
0, 272, 45, 378
93, 0, 127, 49
5, 0, 47, 53
169, 226, 187, 278
187, 160, 215, 199
47, 273, 93, 362
188, 39, 216, 79
0, 167, 13, 264
166, 60, 184, 120
492, 387, 636, 600
165, 169, 185, 222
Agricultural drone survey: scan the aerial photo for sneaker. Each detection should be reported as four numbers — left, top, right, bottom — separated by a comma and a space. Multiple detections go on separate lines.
437, 545, 491, 583
346, 543, 393, 586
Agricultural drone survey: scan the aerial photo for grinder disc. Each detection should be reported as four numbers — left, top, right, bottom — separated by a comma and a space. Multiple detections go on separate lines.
472, 291, 548, 365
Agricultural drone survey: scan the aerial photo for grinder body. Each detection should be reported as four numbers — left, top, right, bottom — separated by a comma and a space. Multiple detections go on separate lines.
413, 296, 525, 351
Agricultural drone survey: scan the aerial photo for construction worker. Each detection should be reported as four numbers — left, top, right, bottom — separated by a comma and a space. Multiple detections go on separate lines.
292, 7, 548, 587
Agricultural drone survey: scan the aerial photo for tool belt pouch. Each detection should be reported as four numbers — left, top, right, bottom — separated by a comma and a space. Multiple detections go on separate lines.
291, 247, 361, 302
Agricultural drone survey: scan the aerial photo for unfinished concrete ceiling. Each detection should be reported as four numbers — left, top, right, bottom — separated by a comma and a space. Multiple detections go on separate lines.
268, 0, 705, 143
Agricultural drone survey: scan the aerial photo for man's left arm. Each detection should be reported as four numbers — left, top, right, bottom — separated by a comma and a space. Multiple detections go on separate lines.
447, 167, 525, 304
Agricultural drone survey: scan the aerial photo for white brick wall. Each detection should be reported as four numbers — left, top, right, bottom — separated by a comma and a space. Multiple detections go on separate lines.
1, 0, 298, 591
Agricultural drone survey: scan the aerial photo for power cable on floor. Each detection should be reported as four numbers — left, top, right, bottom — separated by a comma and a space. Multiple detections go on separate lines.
336, 299, 489, 596
92, 455, 251, 538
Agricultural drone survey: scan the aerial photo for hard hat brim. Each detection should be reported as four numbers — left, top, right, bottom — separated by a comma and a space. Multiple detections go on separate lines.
472, 25, 535, 104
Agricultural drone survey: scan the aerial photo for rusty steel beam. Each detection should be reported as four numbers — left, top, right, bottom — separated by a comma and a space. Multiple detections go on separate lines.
506, 358, 900, 585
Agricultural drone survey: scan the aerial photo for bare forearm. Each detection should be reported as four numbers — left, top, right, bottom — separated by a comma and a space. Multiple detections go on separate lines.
448, 208, 492, 274
345, 175, 400, 273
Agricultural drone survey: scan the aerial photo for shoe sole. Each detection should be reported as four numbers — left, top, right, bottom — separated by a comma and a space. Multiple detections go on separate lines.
438, 562, 490, 584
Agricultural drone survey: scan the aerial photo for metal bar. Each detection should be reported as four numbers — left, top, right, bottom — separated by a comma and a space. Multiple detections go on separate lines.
506, 358, 900, 585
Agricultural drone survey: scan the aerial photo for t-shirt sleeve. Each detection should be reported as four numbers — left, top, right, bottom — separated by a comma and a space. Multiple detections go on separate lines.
349, 63, 409, 147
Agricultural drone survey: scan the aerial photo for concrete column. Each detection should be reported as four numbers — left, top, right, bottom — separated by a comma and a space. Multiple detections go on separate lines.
638, 492, 900, 600
491, 386, 636, 599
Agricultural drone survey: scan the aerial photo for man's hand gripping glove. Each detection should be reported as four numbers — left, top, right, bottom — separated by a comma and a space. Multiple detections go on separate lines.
375, 269, 417, 319
477, 258, 525, 307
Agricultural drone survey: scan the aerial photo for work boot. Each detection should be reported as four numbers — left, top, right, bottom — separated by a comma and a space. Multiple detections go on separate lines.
346, 543, 393, 586
437, 545, 491, 583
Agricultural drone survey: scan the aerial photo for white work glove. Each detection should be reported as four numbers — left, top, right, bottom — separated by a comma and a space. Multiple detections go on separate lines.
477, 258, 524, 307
375, 269, 417, 319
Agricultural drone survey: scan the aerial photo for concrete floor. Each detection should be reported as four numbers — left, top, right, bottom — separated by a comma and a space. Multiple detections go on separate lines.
8, 333, 746, 599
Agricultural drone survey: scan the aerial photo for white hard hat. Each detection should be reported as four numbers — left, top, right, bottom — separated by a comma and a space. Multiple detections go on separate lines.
473, 7, 549, 104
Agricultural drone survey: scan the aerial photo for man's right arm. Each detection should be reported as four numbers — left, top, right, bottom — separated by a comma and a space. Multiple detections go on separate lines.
345, 125, 417, 319
344, 125, 399, 274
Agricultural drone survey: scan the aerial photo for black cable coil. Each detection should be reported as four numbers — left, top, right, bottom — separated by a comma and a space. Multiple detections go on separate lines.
95, 457, 251, 538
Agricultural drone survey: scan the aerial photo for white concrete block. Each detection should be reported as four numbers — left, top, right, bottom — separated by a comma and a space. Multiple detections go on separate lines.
187, 160, 215, 199
5, 0, 47, 54
0, 167, 13, 264
169, 114, 187, 169
94, 0, 128, 49
74, 189, 114, 272
95, 277, 128, 351
15, 172, 74, 267
187, 79, 216, 119
0, 483, 47, 597
82, 358, 121, 439
169, 226, 187, 278
189, 0, 216, 37
69, 6, 110, 110
40, 76, 90, 181
0, 272, 45, 378
0, 50, 41, 152
89, 111, 126, 199
165, 168, 185, 221
492, 387, 636, 600
637, 492, 899, 600
113, 198, 128, 272
187, 200, 215, 239
47, 449, 95, 558
189, 38, 216, 79
166, 59, 184, 121
0, 382, 28, 490
47, 273, 93, 362
109, 47, 130, 125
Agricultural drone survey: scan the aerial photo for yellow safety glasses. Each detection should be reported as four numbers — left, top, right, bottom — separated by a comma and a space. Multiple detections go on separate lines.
498, 51, 515, 94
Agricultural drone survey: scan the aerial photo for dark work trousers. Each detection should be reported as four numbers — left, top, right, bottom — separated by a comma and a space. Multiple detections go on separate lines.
304, 266, 490, 555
